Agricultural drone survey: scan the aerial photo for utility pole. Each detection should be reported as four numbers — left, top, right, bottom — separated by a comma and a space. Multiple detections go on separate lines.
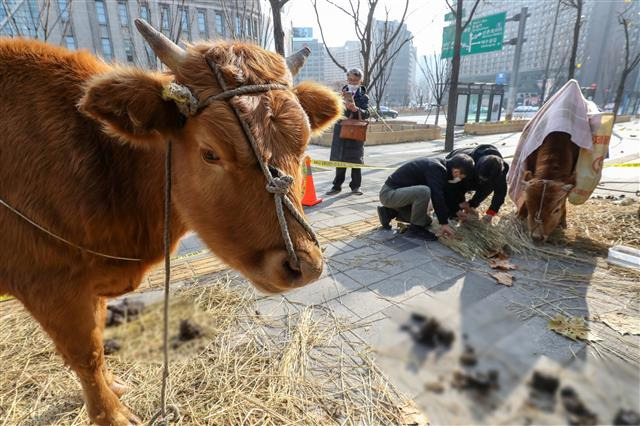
505, 7, 529, 119
540, 0, 561, 104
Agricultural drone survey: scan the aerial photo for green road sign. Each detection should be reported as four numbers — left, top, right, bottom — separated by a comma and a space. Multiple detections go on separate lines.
441, 11, 506, 59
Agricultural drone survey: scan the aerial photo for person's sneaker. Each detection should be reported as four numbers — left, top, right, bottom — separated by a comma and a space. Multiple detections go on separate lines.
377, 206, 397, 230
325, 187, 341, 195
351, 188, 363, 195
405, 224, 438, 241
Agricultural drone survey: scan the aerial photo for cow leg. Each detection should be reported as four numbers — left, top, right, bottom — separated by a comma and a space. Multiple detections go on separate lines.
95, 296, 128, 398
559, 207, 568, 229
24, 290, 140, 425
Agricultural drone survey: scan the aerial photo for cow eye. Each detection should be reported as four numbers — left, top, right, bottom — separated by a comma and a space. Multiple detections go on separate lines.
201, 149, 219, 164
553, 207, 561, 213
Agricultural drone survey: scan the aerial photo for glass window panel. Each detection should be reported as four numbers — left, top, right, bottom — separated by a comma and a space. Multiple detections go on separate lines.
95, 0, 107, 25
118, 1, 128, 26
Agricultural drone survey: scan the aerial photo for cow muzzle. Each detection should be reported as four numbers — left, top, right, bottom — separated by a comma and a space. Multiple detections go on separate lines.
256, 246, 324, 293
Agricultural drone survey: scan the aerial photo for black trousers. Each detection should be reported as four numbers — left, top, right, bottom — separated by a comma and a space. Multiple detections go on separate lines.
332, 167, 362, 190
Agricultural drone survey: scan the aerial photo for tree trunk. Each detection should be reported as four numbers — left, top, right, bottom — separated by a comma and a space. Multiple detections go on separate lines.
444, 0, 464, 152
435, 105, 440, 126
270, 0, 285, 56
613, 70, 628, 123
567, 1, 582, 81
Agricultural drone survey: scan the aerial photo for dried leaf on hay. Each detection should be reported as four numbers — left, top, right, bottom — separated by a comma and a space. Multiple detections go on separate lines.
489, 259, 517, 270
548, 314, 602, 342
593, 312, 640, 336
490, 271, 514, 286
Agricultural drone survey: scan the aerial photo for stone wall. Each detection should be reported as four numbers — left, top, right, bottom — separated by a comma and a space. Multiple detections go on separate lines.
311, 123, 442, 146
463, 120, 529, 135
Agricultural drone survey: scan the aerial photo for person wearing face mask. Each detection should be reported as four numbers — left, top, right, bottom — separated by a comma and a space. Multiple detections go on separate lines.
377, 154, 475, 240
326, 68, 370, 196
445, 144, 509, 223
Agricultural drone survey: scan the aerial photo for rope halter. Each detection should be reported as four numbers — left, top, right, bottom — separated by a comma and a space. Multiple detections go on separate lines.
162, 53, 320, 270
534, 179, 548, 225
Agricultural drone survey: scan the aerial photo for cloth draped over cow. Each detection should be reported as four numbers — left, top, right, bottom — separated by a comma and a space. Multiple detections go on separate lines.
507, 80, 599, 208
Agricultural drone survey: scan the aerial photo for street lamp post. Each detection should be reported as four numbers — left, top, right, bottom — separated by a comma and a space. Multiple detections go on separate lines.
540, 0, 561, 104
505, 7, 529, 119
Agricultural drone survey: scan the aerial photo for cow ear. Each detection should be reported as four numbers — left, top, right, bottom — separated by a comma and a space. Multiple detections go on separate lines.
79, 68, 183, 148
293, 81, 342, 135
523, 170, 534, 182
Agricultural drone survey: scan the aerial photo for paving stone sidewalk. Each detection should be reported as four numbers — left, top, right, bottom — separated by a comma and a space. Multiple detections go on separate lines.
161, 125, 639, 425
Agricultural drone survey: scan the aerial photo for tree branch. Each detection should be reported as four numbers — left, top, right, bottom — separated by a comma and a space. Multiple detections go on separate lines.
312, 0, 347, 73
462, 0, 482, 31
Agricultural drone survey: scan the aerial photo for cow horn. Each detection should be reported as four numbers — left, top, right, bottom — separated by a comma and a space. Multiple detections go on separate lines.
134, 18, 186, 71
286, 47, 311, 77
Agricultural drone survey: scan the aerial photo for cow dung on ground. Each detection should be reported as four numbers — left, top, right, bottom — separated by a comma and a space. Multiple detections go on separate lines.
0, 277, 425, 425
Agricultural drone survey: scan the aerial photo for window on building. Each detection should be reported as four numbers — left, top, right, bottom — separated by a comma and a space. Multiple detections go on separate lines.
215, 11, 224, 36
140, 3, 150, 22
118, 1, 128, 27
95, 0, 107, 25
160, 4, 170, 34
124, 39, 134, 62
197, 9, 207, 36
252, 19, 258, 40
178, 6, 189, 37
65, 34, 76, 49
235, 15, 241, 35
58, 0, 69, 21
245, 17, 251, 37
101, 36, 112, 60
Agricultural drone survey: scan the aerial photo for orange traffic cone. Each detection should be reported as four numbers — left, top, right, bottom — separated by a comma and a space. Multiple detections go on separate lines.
301, 156, 323, 206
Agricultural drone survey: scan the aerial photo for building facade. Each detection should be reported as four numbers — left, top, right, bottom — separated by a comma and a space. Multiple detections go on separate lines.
453, 0, 640, 110
1, 0, 265, 69
371, 19, 416, 107
291, 27, 326, 85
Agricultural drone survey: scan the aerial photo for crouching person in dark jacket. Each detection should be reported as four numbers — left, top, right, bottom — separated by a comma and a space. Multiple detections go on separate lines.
326, 68, 370, 196
377, 154, 475, 240
445, 144, 509, 223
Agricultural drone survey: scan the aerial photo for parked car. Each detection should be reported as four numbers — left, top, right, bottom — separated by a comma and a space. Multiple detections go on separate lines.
377, 106, 399, 119
512, 105, 539, 119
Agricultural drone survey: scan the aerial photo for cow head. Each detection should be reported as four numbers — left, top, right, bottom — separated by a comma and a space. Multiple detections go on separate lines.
522, 171, 575, 242
78, 20, 342, 293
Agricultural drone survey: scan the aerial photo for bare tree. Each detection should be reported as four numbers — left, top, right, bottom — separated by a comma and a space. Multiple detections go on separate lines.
219, 0, 271, 48
268, 0, 289, 55
418, 53, 450, 126
613, 8, 640, 121
443, 0, 482, 152
560, 0, 583, 81
369, 7, 410, 111
311, 0, 412, 92
1, 0, 73, 42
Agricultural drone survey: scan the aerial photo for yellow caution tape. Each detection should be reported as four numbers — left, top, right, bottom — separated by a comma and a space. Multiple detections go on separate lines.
604, 163, 640, 167
310, 159, 395, 170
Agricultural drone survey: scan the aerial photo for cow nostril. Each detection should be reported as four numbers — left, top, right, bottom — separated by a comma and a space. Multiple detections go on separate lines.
283, 258, 302, 278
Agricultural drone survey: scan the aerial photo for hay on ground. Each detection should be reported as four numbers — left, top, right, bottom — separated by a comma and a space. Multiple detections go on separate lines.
438, 198, 640, 261
0, 277, 421, 425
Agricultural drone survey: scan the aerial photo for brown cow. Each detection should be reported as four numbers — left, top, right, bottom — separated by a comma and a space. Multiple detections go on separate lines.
518, 131, 578, 241
0, 20, 341, 425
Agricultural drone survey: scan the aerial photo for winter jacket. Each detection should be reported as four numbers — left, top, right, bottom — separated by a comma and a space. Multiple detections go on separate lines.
329, 85, 370, 163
